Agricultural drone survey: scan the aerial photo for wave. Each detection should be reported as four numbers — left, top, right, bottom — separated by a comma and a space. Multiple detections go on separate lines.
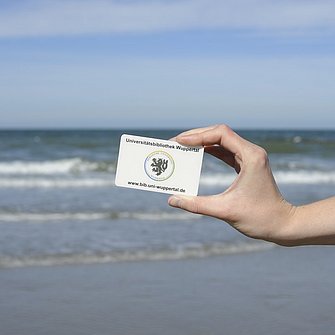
1, 170, 335, 188
0, 177, 114, 188
200, 171, 335, 186
0, 241, 272, 268
274, 171, 335, 184
0, 158, 114, 175
0, 211, 199, 223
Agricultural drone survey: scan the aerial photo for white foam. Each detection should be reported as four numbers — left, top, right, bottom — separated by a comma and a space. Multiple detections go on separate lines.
119, 211, 198, 221
200, 174, 235, 186
0, 241, 273, 268
0, 158, 113, 175
0, 212, 109, 222
200, 171, 335, 186
274, 171, 335, 184
0, 178, 114, 188
0, 211, 199, 222
0, 170, 334, 189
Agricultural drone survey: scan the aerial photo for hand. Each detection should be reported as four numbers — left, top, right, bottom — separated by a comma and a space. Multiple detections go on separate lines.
168, 124, 295, 245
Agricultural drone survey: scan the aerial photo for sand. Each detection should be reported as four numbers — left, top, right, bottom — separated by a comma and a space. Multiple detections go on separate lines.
1, 246, 335, 335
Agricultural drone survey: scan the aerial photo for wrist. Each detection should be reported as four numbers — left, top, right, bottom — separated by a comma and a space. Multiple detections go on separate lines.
266, 200, 299, 247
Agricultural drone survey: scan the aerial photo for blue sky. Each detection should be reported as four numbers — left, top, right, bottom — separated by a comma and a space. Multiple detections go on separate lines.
0, 0, 334, 129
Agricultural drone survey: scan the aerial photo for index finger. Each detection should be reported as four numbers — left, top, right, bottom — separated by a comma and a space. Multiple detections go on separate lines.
169, 125, 218, 142
176, 124, 245, 155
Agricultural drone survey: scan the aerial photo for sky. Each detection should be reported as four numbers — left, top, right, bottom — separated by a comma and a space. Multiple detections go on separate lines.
0, 0, 334, 129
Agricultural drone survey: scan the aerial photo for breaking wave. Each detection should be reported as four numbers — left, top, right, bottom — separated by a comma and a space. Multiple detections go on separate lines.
1, 170, 335, 189
200, 171, 335, 186
0, 157, 334, 188
0, 158, 114, 175
0, 241, 272, 268
0, 211, 199, 223
0, 177, 114, 188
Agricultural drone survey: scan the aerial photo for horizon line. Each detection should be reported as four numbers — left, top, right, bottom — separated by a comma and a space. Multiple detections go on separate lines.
1, 126, 335, 131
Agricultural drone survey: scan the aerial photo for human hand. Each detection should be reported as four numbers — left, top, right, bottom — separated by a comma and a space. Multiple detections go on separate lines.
168, 124, 295, 245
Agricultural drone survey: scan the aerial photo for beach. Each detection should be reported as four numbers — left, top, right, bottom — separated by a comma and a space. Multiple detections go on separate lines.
2, 0, 335, 332
0, 246, 334, 335
1, 129, 335, 334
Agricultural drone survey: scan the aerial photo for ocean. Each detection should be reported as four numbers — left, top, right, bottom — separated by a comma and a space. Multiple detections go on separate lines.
1, 129, 335, 268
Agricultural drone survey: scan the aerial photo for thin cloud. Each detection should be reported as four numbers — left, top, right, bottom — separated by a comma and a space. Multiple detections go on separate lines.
0, 0, 334, 37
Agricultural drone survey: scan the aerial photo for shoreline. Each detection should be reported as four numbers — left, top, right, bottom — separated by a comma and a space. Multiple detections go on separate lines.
1, 246, 335, 335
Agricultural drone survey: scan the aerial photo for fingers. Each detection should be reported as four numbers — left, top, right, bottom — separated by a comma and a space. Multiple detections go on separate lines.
168, 194, 222, 217
205, 145, 238, 170
175, 125, 219, 138
169, 125, 218, 142
176, 124, 245, 155
171, 124, 245, 171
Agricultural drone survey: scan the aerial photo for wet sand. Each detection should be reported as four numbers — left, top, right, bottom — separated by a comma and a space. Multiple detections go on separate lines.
1, 246, 335, 335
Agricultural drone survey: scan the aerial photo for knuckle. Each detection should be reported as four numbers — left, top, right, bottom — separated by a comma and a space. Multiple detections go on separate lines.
251, 146, 269, 166
249, 145, 269, 167
189, 198, 201, 214
216, 124, 231, 134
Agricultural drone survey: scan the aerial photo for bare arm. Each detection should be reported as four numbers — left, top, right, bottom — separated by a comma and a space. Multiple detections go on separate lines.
168, 124, 335, 246
283, 198, 335, 245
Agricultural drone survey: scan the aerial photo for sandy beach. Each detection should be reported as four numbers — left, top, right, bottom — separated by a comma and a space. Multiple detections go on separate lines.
1, 246, 335, 335
2, 0, 335, 331
1, 130, 335, 334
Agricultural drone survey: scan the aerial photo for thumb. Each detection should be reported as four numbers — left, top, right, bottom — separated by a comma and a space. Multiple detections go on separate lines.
168, 194, 221, 217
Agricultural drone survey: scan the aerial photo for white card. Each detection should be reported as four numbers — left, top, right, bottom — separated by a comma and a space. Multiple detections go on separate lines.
115, 134, 204, 195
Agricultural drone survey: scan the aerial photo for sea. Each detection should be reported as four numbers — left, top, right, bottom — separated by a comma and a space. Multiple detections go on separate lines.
1, 129, 335, 269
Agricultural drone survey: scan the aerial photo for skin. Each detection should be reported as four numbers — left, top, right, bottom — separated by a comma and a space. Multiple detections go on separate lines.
168, 124, 335, 246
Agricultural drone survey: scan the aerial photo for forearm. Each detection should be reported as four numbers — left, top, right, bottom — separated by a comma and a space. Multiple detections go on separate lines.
277, 197, 335, 246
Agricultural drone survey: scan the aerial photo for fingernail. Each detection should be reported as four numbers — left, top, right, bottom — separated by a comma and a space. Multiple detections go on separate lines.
168, 196, 181, 207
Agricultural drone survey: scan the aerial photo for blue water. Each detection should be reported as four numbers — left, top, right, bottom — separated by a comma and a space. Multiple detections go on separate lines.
0, 129, 335, 268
